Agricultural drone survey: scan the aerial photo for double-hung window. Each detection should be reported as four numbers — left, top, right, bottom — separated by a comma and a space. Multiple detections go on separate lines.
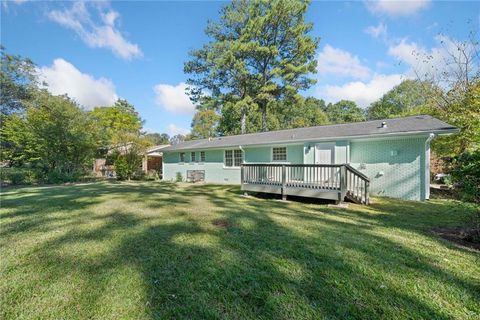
234, 150, 242, 166
224, 149, 242, 167
272, 147, 287, 161
200, 151, 206, 162
191, 152, 196, 162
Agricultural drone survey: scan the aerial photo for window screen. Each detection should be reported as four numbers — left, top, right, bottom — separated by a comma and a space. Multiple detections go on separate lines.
200, 151, 206, 162
224, 150, 233, 167
234, 150, 242, 166
191, 152, 196, 162
272, 147, 287, 161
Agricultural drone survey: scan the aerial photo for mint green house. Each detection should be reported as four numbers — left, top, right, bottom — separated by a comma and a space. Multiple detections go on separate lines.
162, 115, 458, 202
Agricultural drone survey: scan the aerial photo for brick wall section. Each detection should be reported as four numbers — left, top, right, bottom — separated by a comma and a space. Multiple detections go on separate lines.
350, 136, 428, 201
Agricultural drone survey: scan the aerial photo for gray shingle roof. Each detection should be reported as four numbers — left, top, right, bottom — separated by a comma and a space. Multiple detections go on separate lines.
163, 115, 458, 152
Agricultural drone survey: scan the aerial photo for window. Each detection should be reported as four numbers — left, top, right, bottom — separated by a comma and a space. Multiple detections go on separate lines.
179, 152, 185, 162
200, 151, 206, 162
224, 149, 242, 167
191, 152, 196, 162
224, 150, 233, 167
272, 147, 287, 161
234, 150, 242, 167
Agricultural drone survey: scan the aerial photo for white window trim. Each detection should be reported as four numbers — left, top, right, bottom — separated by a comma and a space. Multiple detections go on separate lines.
271, 146, 288, 163
190, 151, 196, 163
223, 149, 243, 169
200, 151, 206, 163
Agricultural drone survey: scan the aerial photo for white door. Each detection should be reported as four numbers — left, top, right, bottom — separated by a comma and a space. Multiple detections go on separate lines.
314, 143, 335, 185
315, 143, 334, 164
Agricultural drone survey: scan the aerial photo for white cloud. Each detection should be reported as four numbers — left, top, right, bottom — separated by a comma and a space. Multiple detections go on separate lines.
317, 45, 371, 80
318, 73, 404, 107
48, 1, 141, 60
364, 23, 388, 39
153, 82, 196, 115
365, 0, 431, 17
388, 39, 421, 66
167, 124, 189, 136
38, 58, 118, 110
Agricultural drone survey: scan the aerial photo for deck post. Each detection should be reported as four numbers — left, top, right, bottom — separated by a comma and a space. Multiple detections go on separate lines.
365, 181, 370, 205
340, 165, 347, 202
281, 164, 286, 200
240, 164, 244, 191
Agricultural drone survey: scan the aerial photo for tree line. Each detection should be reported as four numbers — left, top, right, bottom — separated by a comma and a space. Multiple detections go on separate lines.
1, 0, 478, 202
0, 47, 169, 183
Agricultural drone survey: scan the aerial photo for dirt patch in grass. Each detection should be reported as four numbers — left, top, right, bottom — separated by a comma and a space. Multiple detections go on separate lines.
212, 219, 229, 228
432, 227, 480, 251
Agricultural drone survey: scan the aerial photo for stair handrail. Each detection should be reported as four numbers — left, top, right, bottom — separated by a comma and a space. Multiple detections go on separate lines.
344, 164, 370, 182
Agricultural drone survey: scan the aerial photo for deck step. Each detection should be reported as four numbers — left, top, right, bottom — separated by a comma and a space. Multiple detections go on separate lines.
344, 191, 365, 204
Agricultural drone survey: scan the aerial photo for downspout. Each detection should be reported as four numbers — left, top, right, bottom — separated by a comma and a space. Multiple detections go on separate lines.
239, 145, 245, 189
425, 133, 435, 200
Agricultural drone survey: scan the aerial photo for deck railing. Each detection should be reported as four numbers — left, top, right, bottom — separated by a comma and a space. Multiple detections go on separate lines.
241, 163, 369, 204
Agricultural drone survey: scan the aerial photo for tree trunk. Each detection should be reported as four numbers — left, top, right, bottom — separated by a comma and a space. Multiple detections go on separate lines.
241, 107, 246, 134
261, 105, 267, 132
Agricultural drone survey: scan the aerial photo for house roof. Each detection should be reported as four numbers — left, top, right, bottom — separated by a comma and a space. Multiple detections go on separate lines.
163, 115, 459, 152
146, 144, 170, 156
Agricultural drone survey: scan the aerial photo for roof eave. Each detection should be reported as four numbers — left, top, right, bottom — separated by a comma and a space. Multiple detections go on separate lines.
163, 128, 460, 152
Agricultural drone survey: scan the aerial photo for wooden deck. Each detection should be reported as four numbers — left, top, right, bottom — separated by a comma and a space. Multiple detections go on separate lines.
241, 164, 370, 204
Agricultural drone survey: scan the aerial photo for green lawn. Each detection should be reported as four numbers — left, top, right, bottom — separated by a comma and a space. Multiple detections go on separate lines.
1, 181, 479, 319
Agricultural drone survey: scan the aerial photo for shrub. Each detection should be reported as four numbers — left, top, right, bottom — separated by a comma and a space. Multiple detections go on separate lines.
112, 151, 144, 181
447, 150, 480, 203
45, 170, 79, 184
175, 172, 183, 182
0, 167, 40, 185
113, 156, 129, 180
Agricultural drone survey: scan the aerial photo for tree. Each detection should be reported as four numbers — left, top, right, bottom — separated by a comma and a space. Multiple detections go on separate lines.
409, 28, 479, 155
325, 100, 365, 124
277, 96, 329, 128
170, 134, 186, 145
428, 80, 480, 157
145, 132, 170, 145
190, 109, 221, 139
111, 132, 151, 180
89, 99, 143, 155
2, 91, 98, 178
0, 47, 38, 116
185, 0, 319, 134
366, 80, 436, 120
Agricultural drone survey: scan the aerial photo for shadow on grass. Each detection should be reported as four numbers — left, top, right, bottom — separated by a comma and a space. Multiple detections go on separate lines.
1, 181, 478, 319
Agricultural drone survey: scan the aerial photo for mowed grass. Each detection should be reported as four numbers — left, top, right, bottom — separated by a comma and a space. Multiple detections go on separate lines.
1, 181, 479, 320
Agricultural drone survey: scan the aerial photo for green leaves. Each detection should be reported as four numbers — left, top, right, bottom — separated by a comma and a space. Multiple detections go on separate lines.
366, 80, 435, 120
185, 0, 318, 134
0, 47, 38, 116
325, 100, 365, 124
2, 93, 98, 175
191, 109, 221, 139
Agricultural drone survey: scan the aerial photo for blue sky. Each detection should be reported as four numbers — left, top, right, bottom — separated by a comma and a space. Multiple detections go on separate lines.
2, 0, 478, 136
